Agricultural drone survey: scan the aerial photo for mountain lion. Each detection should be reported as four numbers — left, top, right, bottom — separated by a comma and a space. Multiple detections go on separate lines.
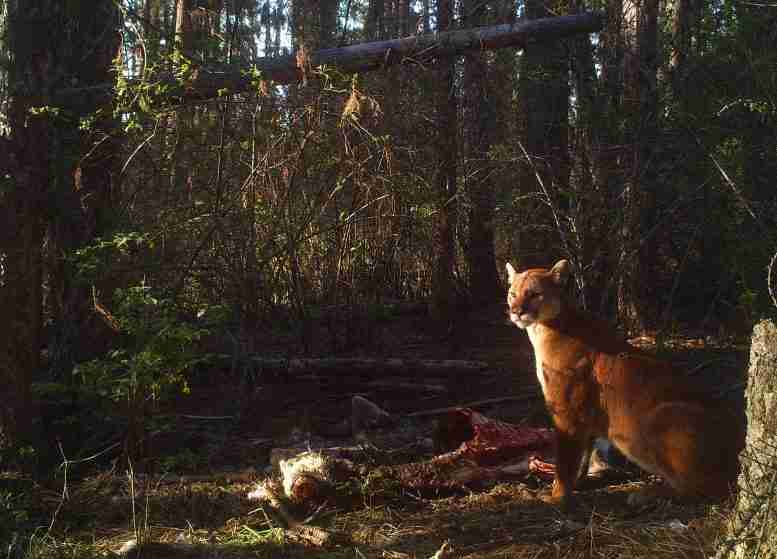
506, 259, 744, 508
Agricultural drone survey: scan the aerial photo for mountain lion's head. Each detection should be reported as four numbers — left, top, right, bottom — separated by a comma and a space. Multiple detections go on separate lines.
505, 260, 570, 329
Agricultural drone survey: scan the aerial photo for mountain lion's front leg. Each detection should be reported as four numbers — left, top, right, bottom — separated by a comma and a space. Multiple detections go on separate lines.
545, 430, 589, 510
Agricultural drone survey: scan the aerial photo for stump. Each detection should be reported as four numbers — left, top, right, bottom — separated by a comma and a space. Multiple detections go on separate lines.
722, 320, 777, 558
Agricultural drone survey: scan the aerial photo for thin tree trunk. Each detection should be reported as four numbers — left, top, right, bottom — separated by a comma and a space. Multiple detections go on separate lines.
516, 0, 571, 266
170, 0, 194, 196
568, 0, 608, 312
140, 0, 154, 73
175, 0, 194, 54
430, 0, 459, 329
397, 0, 412, 36
366, 0, 385, 40
616, 0, 658, 332
462, 0, 501, 304
588, 0, 623, 318
669, 0, 692, 94
320, 0, 339, 47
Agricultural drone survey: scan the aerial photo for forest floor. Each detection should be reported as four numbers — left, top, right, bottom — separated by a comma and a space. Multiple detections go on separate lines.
4, 302, 750, 558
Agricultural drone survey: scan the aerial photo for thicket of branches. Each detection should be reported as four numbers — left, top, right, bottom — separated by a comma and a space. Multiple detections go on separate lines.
1, 0, 776, 467
111, 0, 777, 335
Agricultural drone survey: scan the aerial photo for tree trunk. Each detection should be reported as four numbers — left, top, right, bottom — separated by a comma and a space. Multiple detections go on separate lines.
1, 0, 52, 457
516, 0, 571, 267
292, 0, 322, 52
170, 0, 194, 196
421, 0, 431, 33
616, 0, 658, 333
669, 0, 695, 98
462, 0, 502, 304
46, 1, 122, 380
587, 0, 624, 319
365, 0, 385, 40
566, 0, 618, 315
175, 0, 194, 54
2, 0, 121, 465
719, 320, 777, 559
429, 0, 458, 328
320, 0, 339, 47
0, 165, 44, 456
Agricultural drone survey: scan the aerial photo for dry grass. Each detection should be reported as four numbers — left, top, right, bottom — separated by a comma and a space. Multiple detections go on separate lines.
7, 466, 733, 559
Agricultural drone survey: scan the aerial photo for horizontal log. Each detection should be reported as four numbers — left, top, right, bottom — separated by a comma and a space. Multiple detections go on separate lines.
187, 12, 605, 93
247, 356, 490, 376
405, 395, 538, 418
56, 13, 604, 107
366, 379, 448, 393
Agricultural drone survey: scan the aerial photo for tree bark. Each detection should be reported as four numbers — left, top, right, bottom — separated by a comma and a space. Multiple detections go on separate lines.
2, 1, 121, 458
616, 0, 658, 333
669, 0, 694, 97
1, 0, 53, 456
55, 13, 606, 108
365, 0, 385, 40
516, 0, 571, 267
429, 0, 459, 328
170, 0, 195, 196
175, 0, 194, 54
567, 0, 611, 314
320, 0, 339, 47
46, 1, 122, 380
462, 0, 503, 304
719, 320, 777, 559
587, 0, 624, 319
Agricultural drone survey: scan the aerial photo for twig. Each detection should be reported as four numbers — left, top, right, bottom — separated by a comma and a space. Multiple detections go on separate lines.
47, 440, 122, 534
180, 414, 235, 420
405, 394, 538, 418
47, 442, 70, 535
515, 140, 577, 267
768, 250, 777, 310
707, 151, 767, 233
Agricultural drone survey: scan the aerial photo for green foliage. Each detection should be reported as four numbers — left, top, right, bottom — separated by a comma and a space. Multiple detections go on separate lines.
0, 477, 41, 556
74, 285, 206, 404
0, 487, 31, 535
0, 443, 39, 473
158, 448, 205, 473
73, 231, 149, 283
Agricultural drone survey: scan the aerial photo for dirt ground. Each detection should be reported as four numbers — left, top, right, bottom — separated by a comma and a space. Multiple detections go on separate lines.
12, 302, 749, 558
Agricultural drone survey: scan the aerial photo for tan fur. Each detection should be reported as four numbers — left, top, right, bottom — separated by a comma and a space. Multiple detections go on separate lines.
506, 260, 744, 508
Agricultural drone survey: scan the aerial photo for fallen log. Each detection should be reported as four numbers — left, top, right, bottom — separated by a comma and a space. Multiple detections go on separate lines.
56, 13, 604, 107
246, 356, 490, 377
366, 379, 448, 393
405, 395, 539, 418
184, 12, 606, 93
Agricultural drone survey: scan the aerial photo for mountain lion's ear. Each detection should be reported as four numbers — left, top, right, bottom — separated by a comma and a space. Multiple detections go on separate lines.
550, 259, 570, 285
506, 262, 518, 283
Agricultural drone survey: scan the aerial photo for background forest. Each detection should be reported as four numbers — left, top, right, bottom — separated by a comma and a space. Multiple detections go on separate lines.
1, 0, 776, 557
